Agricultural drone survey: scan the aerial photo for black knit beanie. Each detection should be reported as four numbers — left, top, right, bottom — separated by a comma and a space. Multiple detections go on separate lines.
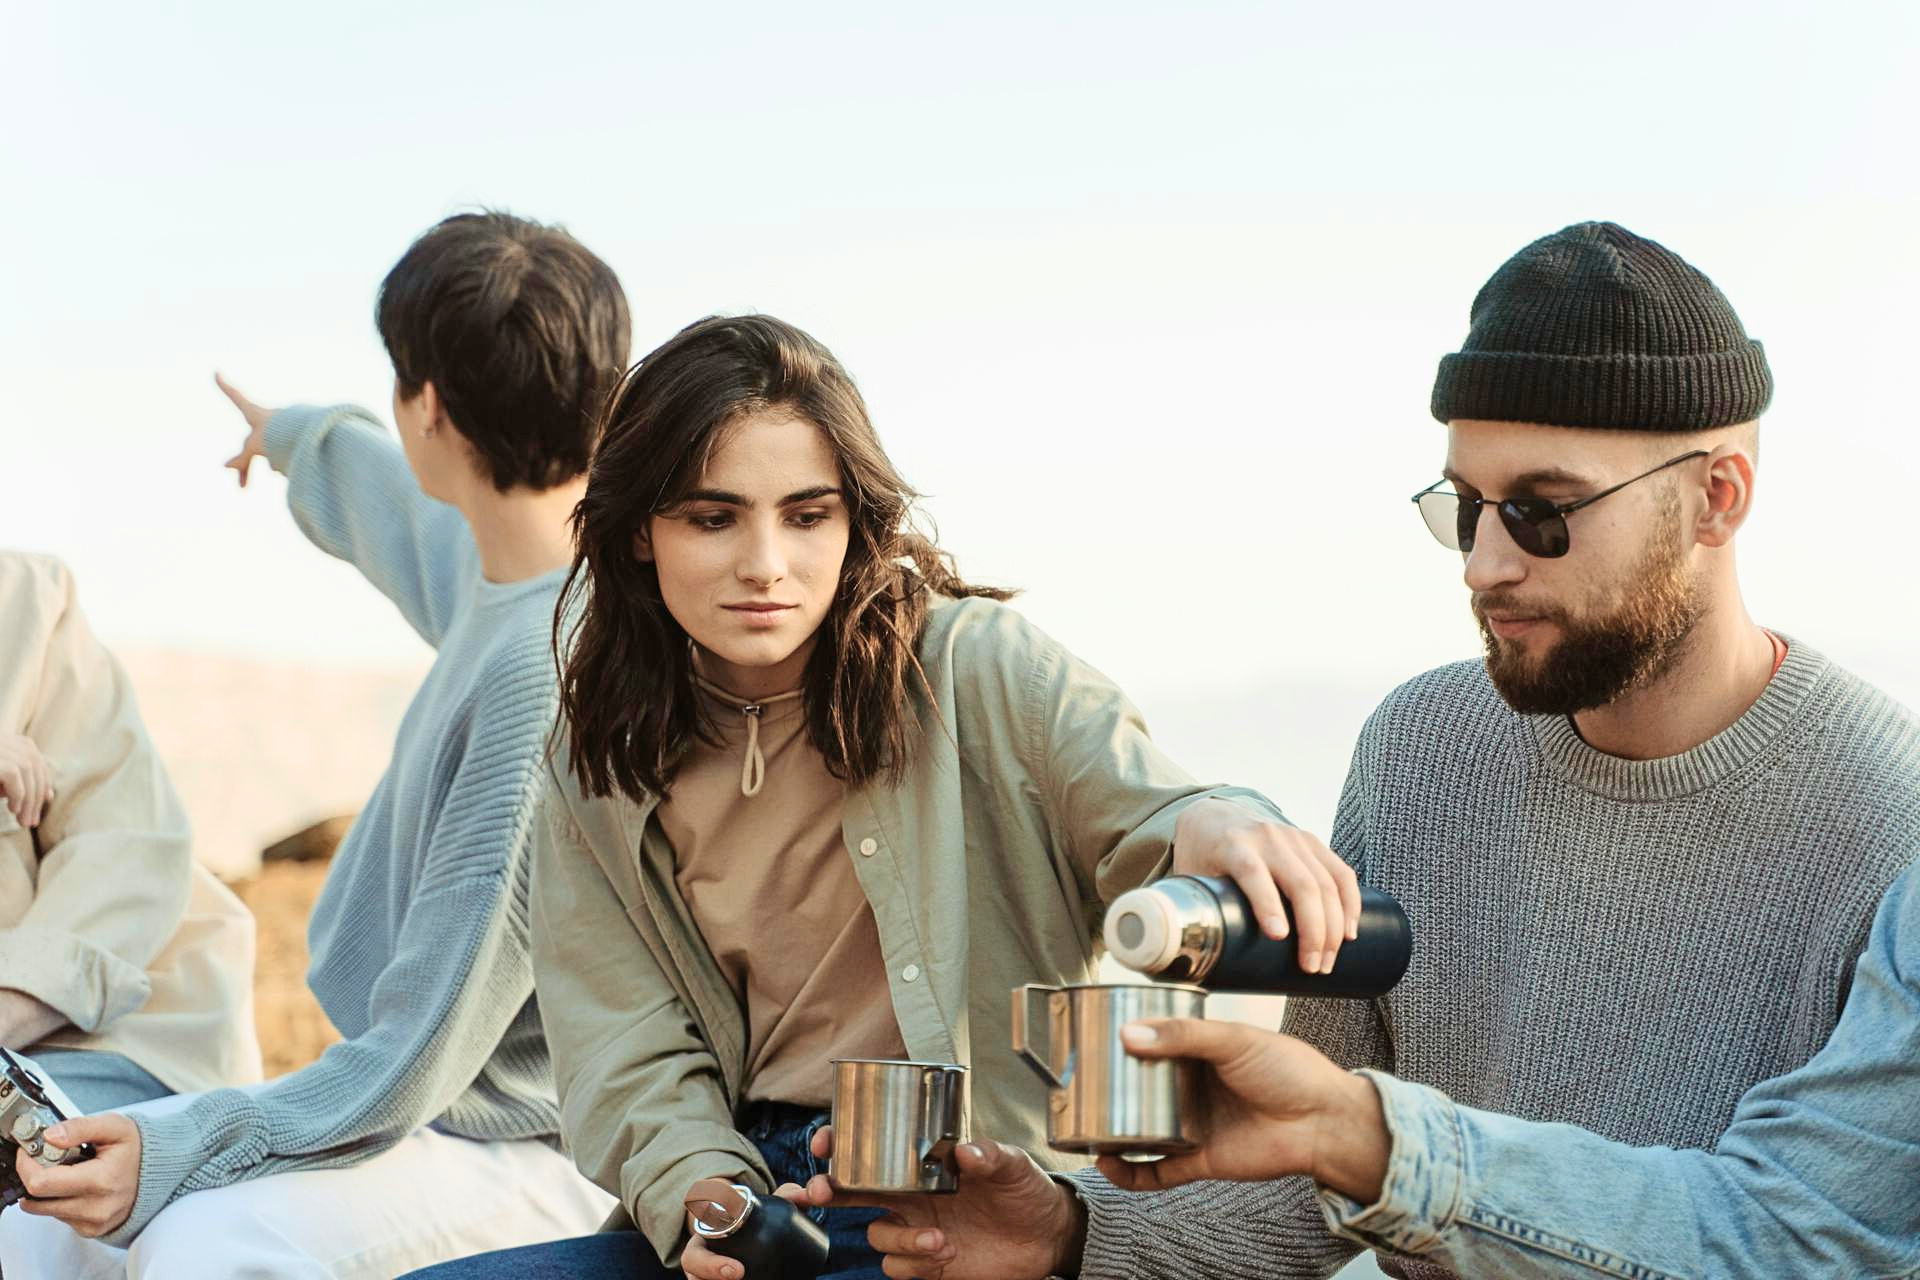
1430, 222, 1772, 431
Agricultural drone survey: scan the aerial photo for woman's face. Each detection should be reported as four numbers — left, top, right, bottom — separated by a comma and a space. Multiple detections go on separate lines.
642, 410, 852, 699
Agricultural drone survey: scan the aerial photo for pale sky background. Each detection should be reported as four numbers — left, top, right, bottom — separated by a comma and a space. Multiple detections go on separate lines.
5, 0, 1920, 837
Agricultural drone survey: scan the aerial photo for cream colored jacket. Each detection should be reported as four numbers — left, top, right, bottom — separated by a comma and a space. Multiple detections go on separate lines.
0, 551, 260, 1094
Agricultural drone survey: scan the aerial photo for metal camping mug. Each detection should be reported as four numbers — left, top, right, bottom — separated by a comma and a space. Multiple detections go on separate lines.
1011, 982, 1209, 1157
827, 1059, 968, 1193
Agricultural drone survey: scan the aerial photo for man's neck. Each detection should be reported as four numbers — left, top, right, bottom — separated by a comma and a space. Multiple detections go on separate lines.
454, 477, 586, 585
1571, 598, 1777, 761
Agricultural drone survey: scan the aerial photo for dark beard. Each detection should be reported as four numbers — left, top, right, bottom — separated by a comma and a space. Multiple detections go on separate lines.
1477, 515, 1703, 716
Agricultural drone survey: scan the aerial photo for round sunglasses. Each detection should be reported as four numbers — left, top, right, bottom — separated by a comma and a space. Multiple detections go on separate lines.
1411, 450, 1708, 559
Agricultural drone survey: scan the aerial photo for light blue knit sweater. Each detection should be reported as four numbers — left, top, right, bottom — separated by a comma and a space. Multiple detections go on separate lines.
112, 405, 567, 1246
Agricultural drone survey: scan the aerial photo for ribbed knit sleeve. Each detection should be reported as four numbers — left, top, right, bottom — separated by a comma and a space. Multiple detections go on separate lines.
264, 404, 474, 647
104, 649, 559, 1247
1073, 1173, 1361, 1279
1283, 715, 1394, 1073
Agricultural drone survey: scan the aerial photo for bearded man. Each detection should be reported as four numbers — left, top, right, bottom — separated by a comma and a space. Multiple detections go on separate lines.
797, 222, 1920, 1279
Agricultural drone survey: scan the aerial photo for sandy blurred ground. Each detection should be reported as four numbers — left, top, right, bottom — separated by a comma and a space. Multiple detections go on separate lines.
118, 649, 427, 881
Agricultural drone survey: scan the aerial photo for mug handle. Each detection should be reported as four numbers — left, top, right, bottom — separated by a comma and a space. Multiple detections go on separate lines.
918, 1068, 961, 1173
1010, 984, 1064, 1088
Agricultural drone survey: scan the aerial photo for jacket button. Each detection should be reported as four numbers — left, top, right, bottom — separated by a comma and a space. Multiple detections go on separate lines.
902, 964, 921, 982
858, 837, 878, 856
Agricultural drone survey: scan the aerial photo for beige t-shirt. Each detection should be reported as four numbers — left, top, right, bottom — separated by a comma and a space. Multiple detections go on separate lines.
656, 684, 907, 1108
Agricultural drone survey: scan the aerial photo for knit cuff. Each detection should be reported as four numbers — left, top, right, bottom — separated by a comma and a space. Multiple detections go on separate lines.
106, 1089, 264, 1247
262, 403, 345, 475
1431, 343, 1772, 431
1317, 1070, 1467, 1256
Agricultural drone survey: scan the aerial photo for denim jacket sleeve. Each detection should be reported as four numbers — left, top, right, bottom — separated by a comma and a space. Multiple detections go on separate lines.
1320, 863, 1920, 1279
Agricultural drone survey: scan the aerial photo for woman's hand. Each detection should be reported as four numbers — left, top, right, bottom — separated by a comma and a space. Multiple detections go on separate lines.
13, 1113, 141, 1238
682, 1231, 745, 1280
1094, 1018, 1390, 1202
216, 372, 277, 488
681, 1183, 817, 1280
0, 733, 53, 828
1170, 797, 1360, 973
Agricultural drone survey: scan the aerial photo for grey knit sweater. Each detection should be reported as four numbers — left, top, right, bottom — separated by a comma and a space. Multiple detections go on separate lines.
111, 405, 566, 1246
1074, 643, 1920, 1279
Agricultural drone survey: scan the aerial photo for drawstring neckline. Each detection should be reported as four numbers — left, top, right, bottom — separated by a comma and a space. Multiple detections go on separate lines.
695, 676, 803, 797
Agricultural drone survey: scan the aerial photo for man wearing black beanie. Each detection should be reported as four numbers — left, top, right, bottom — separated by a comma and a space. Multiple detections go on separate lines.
805, 223, 1920, 1279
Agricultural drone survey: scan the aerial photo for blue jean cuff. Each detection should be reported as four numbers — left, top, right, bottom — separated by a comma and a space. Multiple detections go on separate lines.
1316, 1069, 1467, 1256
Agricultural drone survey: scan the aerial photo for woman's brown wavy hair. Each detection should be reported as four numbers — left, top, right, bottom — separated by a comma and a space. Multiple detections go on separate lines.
556, 313, 1011, 802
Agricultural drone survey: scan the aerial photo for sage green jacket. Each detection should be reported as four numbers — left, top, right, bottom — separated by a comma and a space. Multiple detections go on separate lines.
533, 596, 1287, 1261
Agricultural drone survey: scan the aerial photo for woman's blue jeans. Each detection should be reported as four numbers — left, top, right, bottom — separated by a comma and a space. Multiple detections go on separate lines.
401, 1102, 885, 1279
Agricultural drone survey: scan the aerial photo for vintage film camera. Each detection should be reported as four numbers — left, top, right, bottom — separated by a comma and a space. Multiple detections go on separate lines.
0, 1047, 94, 1210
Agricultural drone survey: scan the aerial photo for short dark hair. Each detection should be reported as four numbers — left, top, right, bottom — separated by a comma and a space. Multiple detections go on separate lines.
376, 211, 630, 492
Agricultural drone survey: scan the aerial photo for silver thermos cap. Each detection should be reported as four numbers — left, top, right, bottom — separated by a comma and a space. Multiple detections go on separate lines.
1105, 876, 1224, 979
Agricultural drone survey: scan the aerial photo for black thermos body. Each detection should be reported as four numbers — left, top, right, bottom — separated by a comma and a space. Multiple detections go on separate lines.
690, 1183, 830, 1280
1105, 874, 1413, 996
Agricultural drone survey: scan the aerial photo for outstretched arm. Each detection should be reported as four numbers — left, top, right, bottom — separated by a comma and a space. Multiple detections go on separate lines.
1319, 863, 1920, 1279
1089, 864, 1920, 1279
989, 606, 1359, 970
218, 374, 473, 646
14, 669, 558, 1245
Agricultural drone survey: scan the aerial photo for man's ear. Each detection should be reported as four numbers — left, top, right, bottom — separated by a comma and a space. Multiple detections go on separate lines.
1696, 444, 1757, 549
418, 380, 450, 435
632, 526, 654, 563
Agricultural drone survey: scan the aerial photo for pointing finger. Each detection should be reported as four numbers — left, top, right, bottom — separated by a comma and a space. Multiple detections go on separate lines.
214, 371, 252, 412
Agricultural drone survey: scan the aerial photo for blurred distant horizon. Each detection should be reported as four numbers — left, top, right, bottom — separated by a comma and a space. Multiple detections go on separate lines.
117, 622, 1920, 881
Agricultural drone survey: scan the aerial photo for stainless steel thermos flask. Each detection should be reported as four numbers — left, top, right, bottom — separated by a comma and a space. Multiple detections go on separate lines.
1104, 874, 1413, 995
686, 1180, 830, 1280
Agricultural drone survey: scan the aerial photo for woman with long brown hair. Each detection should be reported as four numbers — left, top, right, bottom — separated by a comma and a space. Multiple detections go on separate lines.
410, 314, 1356, 1280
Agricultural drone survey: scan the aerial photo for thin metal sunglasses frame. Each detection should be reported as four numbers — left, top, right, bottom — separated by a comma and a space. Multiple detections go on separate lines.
1410, 449, 1711, 557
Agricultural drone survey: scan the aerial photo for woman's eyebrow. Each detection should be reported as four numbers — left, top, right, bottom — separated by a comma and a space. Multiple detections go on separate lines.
680, 487, 746, 506
677, 484, 842, 509
778, 485, 842, 506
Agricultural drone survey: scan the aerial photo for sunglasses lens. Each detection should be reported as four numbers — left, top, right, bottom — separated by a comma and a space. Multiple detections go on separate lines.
1416, 491, 1468, 551
1498, 500, 1571, 558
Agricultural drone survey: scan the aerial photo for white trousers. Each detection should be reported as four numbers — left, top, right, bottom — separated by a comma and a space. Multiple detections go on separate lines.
0, 1111, 615, 1280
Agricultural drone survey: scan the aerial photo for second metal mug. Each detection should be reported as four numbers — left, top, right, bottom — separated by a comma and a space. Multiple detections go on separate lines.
1011, 982, 1208, 1157
827, 1059, 968, 1193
